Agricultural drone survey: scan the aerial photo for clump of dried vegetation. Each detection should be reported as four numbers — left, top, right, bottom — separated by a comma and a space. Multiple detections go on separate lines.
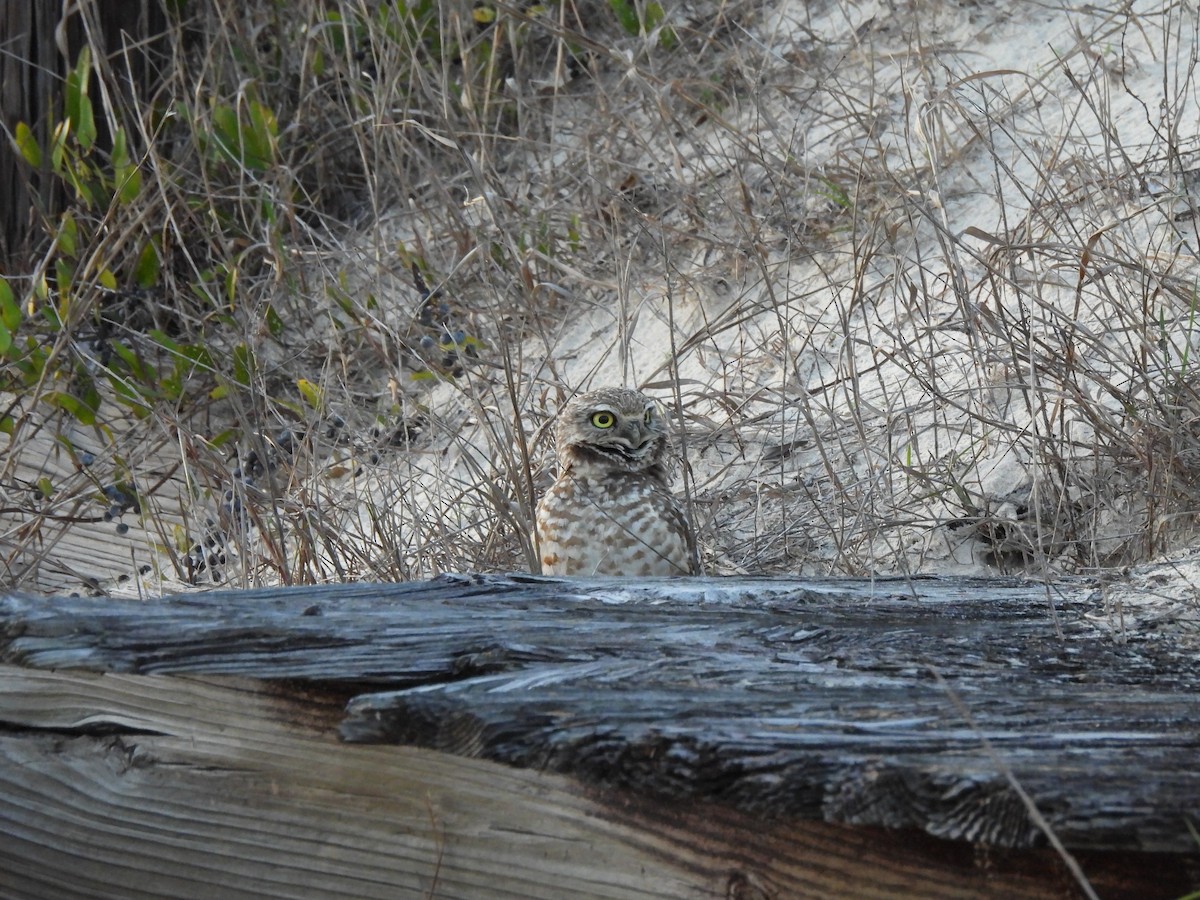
2, 0, 1199, 594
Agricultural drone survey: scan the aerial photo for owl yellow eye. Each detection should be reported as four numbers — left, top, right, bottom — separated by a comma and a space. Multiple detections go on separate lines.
643, 408, 654, 425
591, 411, 615, 428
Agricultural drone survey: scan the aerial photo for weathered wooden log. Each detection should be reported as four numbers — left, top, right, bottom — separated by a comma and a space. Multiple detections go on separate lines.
0, 574, 1197, 898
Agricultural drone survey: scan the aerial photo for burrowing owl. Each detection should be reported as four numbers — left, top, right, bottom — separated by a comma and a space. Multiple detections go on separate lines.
535, 387, 698, 576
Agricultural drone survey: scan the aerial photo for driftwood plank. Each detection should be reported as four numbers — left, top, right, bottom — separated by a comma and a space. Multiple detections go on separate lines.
0, 666, 1183, 899
1, 574, 1198, 897
0, 668, 710, 899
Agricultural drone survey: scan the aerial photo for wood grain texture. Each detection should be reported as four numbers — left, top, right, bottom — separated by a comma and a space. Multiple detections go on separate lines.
2, 574, 1198, 897
2, 667, 1185, 899
0, 669, 702, 899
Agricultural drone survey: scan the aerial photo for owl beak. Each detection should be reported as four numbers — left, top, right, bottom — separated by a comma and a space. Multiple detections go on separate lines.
615, 422, 638, 443
613, 421, 649, 451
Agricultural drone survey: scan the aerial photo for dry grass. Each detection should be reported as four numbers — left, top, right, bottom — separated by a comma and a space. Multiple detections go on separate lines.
2, 0, 1200, 594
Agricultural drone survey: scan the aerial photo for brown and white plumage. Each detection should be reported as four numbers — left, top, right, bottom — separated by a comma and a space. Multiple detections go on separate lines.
535, 387, 697, 576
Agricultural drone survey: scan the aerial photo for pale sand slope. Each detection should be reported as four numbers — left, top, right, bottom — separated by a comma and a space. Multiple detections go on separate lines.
5, 2, 1197, 636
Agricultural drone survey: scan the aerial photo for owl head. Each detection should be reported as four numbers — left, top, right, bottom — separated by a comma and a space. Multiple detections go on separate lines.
554, 387, 672, 476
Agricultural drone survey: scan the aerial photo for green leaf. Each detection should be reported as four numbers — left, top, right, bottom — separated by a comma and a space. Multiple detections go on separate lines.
113, 128, 141, 204
77, 371, 101, 418
109, 379, 153, 417
148, 329, 182, 356
77, 91, 97, 152
209, 100, 278, 171
41, 303, 61, 330
177, 342, 214, 371
14, 122, 42, 167
296, 378, 323, 409
209, 104, 238, 165
274, 398, 305, 419
230, 101, 277, 172
134, 242, 161, 288
207, 428, 238, 449
159, 372, 181, 402
224, 264, 239, 304
37, 477, 54, 499
264, 302, 284, 337
3, 338, 43, 386
110, 340, 147, 379
118, 167, 142, 204
43, 390, 97, 425
65, 48, 97, 152
49, 120, 68, 172
112, 127, 128, 167
0, 279, 20, 332
54, 259, 75, 306
57, 213, 78, 258
817, 176, 851, 209
232, 344, 253, 386
608, 0, 640, 35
